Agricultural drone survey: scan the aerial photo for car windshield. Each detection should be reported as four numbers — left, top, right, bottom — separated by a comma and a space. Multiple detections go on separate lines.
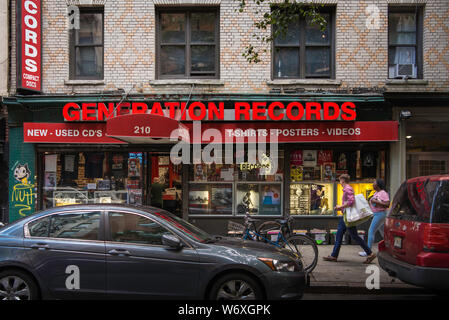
148, 209, 212, 243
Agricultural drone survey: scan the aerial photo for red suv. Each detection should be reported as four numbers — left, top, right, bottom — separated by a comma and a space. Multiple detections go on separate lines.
378, 174, 449, 291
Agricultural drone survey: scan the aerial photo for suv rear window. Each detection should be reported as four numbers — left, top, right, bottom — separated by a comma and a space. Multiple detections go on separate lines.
432, 180, 449, 223
389, 180, 438, 222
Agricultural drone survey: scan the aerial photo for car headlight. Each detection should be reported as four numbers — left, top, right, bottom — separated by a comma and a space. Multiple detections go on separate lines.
258, 258, 300, 272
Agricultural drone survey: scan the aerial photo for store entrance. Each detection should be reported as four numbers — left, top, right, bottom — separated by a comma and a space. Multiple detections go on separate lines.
148, 153, 182, 217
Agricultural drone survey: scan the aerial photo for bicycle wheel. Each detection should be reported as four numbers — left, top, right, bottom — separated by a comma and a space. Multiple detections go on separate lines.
283, 235, 318, 273
257, 221, 281, 242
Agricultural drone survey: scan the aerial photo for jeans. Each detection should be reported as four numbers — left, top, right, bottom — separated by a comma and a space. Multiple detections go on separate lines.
331, 217, 372, 258
367, 211, 387, 249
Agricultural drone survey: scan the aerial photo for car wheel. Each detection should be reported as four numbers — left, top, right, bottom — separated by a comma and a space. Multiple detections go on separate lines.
209, 273, 263, 300
0, 270, 39, 300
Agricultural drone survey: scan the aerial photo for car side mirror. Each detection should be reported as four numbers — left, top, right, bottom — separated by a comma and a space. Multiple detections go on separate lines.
162, 234, 183, 250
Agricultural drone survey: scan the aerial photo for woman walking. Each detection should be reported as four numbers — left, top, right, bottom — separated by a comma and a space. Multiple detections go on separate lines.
323, 174, 376, 264
359, 179, 390, 257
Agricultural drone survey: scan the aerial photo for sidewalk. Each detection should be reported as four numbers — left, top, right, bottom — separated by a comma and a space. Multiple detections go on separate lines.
305, 245, 429, 294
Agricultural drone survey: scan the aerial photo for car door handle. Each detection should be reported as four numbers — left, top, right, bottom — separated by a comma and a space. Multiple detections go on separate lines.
31, 243, 50, 250
108, 249, 131, 256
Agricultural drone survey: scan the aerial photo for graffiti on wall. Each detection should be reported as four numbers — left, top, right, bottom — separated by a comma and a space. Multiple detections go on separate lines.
11, 163, 35, 217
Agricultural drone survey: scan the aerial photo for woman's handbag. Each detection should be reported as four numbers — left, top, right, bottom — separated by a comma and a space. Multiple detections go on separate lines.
343, 194, 373, 227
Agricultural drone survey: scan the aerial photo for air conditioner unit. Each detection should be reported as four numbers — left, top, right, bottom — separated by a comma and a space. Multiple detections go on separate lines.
394, 64, 417, 79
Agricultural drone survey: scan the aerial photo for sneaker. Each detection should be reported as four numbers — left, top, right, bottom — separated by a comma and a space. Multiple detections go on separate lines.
358, 251, 367, 257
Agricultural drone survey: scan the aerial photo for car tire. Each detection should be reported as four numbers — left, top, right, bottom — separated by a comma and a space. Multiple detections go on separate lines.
209, 273, 263, 300
0, 270, 40, 300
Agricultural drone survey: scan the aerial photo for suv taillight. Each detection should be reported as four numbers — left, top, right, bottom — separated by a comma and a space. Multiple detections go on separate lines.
423, 224, 449, 252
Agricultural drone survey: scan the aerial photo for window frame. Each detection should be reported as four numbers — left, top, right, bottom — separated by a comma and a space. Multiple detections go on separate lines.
156, 7, 220, 79
271, 6, 336, 80
24, 210, 105, 242
388, 5, 424, 79
69, 7, 105, 80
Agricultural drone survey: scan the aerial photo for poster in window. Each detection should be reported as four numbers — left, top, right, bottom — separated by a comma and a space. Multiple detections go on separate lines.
322, 162, 336, 181
128, 159, 140, 177
189, 190, 210, 205
44, 172, 56, 189
194, 164, 207, 181
128, 189, 143, 205
317, 150, 333, 165
260, 184, 282, 215
236, 184, 259, 215
207, 163, 222, 181
211, 187, 233, 214
64, 155, 76, 173
111, 154, 125, 171
336, 152, 348, 170
291, 165, 303, 182
302, 150, 317, 166
290, 150, 303, 166
45, 154, 57, 172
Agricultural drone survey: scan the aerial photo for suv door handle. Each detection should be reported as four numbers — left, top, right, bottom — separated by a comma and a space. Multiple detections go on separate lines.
31, 243, 50, 250
108, 249, 131, 256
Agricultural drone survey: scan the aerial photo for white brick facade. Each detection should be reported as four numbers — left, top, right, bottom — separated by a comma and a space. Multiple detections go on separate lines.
9, 0, 449, 95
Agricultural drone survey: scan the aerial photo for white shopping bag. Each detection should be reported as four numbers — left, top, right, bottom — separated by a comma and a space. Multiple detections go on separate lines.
343, 194, 373, 227
354, 194, 373, 219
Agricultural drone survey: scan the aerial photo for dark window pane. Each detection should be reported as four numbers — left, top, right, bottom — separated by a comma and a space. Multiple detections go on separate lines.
160, 46, 185, 75
191, 12, 215, 43
191, 45, 215, 72
76, 13, 103, 45
389, 13, 416, 45
274, 20, 300, 45
274, 48, 299, 78
306, 47, 330, 76
161, 13, 186, 43
49, 212, 101, 240
305, 14, 330, 45
433, 181, 449, 223
109, 212, 171, 245
28, 217, 50, 237
75, 46, 103, 78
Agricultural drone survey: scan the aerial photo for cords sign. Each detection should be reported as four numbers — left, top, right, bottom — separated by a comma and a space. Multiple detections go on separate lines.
16, 0, 42, 92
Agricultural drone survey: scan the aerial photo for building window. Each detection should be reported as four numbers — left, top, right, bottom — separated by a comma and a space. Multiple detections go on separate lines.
388, 6, 423, 79
157, 8, 219, 79
273, 8, 334, 79
69, 8, 104, 80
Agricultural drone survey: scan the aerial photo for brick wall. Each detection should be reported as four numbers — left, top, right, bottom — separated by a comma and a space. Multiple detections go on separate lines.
9, 0, 449, 95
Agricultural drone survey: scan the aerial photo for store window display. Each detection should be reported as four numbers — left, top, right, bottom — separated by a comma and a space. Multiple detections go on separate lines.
188, 149, 284, 216
289, 148, 386, 216
42, 152, 144, 208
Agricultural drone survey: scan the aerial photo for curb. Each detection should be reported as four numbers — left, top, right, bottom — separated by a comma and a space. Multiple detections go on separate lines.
305, 282, 433, 295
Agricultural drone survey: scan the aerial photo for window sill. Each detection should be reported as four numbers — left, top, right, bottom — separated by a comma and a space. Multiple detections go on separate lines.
267, 79, 342, 86
149, 79, 224, 86
65, 79, 105, 85
385, 79, 428, 86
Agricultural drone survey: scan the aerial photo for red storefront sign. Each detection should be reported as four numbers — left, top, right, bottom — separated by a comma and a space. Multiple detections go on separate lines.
24, 120, 398, 144
183, 121, 398, 143
17, 0, 42, 92
23, 122, 124, 144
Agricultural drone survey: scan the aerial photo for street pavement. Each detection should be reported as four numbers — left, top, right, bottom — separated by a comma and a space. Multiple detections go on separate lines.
304, 244, 434, 297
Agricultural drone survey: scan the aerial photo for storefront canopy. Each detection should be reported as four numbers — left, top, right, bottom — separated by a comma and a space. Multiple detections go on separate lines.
106, 114, 189, 144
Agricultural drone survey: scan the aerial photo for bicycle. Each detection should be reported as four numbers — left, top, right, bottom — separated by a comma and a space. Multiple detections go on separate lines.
241, 212, 319, 273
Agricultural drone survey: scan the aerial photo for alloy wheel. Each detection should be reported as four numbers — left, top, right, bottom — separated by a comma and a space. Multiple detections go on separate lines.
0, 276, 31, 300
216, 280, 256, 300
